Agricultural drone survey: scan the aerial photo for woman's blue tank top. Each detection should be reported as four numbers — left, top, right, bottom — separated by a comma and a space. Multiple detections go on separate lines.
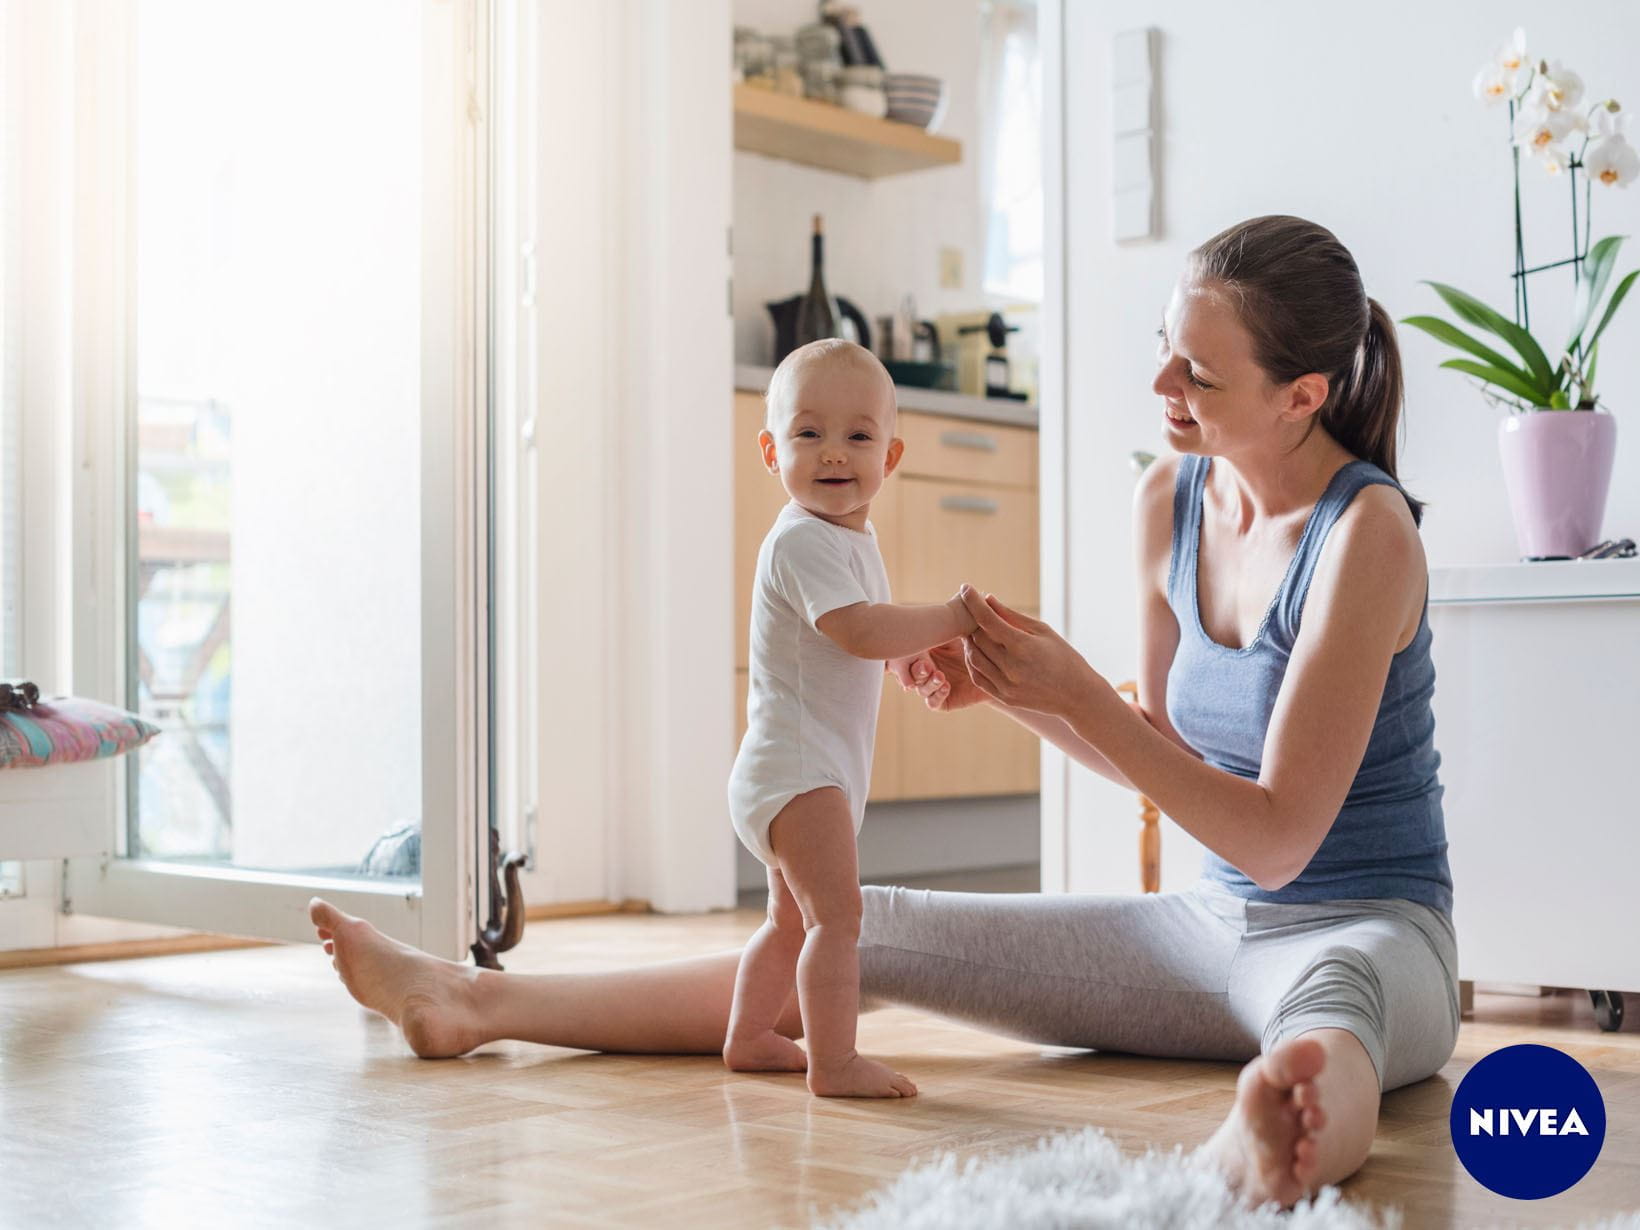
1164, 454, 1453, 913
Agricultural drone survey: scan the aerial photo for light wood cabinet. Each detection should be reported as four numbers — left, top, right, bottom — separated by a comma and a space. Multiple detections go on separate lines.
893, 479, 1038, 607
894, 414, 1037, 487
732, 390, 1039, 800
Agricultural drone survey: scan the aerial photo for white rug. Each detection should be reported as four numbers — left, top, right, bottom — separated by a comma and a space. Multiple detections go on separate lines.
818, 1128, 1640, 1230
817, 1128, 1396, 1230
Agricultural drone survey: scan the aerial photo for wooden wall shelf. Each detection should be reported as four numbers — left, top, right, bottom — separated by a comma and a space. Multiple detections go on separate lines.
732, 83, 962, 179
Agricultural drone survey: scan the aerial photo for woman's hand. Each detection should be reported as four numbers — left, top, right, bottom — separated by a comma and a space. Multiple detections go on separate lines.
958, 585, 1102, 716
893, 639, 991, 711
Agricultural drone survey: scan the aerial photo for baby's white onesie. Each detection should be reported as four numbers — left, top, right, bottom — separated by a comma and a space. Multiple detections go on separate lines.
729, 500, 890, 865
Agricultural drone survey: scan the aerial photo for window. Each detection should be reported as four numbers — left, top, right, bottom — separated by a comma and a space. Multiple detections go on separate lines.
130, 0, 425, 875
979, 0, 1043, 303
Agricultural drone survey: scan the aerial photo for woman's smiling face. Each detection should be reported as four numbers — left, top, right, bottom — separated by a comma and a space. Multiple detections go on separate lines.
1152, 278, 1280, 455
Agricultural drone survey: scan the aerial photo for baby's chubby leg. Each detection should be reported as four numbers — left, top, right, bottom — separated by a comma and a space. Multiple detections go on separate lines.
772, 789, 917, 1099
723, 865, 809, 1073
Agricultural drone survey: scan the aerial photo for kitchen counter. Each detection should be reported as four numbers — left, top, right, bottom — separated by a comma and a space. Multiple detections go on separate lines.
734, 364, 1039, 429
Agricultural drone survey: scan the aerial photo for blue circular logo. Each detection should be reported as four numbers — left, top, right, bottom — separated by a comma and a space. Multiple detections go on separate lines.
1450, 1043, 1605, 1200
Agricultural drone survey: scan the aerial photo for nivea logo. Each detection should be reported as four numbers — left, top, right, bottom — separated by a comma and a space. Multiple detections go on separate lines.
1468, 1107, 1589, 1136
1450, 1044, 1605, 1200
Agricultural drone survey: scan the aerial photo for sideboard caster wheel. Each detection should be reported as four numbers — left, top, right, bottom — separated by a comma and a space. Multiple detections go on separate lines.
1590, 989, 1625, 1033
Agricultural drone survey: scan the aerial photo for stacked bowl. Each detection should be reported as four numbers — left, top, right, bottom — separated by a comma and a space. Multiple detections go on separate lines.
883, 73, 946, 132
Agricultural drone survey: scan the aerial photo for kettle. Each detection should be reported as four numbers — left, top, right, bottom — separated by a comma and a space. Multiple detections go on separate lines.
766, 296, 873, 365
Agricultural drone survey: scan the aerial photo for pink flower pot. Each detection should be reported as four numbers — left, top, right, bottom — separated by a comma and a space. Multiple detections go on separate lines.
1497, 409, 1618, 559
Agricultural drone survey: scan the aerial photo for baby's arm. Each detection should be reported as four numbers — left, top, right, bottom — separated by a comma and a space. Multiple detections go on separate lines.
817, 593, 977, 662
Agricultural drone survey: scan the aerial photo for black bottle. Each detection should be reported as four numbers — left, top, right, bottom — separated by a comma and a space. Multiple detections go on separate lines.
794, 214, 841, 348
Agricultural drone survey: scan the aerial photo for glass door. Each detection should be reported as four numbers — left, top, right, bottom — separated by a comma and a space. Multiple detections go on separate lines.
65, 0, 488, 958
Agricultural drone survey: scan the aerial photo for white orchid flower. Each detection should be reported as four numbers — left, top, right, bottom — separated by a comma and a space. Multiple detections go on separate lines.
1473, 63, 1511, 104
1495, 29, 1532, 91
1586, 135, 1640, 187
1541, 144, 1572, 174
1528, 60, 1585, 113
1590, 102, 1630, 140
1513, 105, 1585, 155
1496, 28, 1528, 73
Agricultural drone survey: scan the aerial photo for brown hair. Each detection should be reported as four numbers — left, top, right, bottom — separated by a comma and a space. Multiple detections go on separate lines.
1189, 215, 1421, 520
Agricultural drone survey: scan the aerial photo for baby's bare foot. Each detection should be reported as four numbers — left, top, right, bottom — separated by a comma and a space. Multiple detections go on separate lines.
308, 897, 487, 1059
724, 1031, 809, 1074
1194, 1036, 1329, 1208
807, 1052, 918, 1099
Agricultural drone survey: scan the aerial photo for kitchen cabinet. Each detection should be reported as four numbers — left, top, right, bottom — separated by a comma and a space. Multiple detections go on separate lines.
733, 389, 1040, 801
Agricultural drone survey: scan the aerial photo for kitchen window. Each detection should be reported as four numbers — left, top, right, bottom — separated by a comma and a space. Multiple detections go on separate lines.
980, 0, 1043, 303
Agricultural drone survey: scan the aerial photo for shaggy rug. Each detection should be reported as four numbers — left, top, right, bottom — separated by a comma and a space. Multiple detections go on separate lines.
817, 1127, 1640, 1230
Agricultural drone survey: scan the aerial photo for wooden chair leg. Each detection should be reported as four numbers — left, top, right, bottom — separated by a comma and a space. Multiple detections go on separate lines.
1116, 681, 1161, 893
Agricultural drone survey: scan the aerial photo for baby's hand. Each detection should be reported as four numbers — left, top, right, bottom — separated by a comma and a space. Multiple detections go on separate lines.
887, 656, 926, 689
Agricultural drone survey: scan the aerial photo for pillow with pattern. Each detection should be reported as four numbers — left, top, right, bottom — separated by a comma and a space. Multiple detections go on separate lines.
0, 697, 160, 770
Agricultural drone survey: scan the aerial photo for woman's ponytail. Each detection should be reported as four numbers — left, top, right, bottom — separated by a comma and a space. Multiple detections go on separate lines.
1321, 298, 1420, 522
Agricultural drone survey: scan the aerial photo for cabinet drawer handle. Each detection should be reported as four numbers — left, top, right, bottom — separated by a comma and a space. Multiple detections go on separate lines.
939, 430, 998, 453
940, 494, 999, 515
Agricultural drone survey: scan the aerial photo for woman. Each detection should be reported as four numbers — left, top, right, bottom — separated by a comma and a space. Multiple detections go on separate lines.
310, 215, 1457, 1209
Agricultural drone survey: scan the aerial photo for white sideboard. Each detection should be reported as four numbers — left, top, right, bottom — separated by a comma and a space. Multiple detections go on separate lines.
1428, 559, 1640, 1029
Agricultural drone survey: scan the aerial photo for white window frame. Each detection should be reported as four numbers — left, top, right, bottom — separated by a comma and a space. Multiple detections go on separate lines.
34, 0, 491, 957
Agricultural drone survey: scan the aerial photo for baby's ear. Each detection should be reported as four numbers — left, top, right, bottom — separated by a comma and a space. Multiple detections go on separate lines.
883, 436, 905, 475
758, 429, 779, 473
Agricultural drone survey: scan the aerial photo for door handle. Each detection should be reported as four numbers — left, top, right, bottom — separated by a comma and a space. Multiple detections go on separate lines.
940, 494, 999, 515
939, 430, 998, 453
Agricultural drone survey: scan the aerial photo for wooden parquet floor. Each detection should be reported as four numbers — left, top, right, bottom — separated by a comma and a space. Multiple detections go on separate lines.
1, 906, 1636, 1229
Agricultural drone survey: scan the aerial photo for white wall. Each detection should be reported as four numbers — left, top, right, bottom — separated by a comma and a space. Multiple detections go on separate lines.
511, 0, 737, 914
731, 0, 1002, 365
1058, 2, 1640, 895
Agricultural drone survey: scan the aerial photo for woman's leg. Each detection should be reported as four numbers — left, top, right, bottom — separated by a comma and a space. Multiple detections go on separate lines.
856, 883, 1258, 1057
854, 883, 1392, 1209
312, 877, 1255, 1061
1201, 894, 1461, 1204
310, 898, 797, 1057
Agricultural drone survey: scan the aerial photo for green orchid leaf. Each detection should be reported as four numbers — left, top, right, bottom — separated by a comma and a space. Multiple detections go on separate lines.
1568, 235, 1625, 353
1423, 281, 1557, 391
1584, 268, 1639, 354
1586, 339, 1600, 396
1439, 358, 1550, 406
1400, 315, 1534, 383
1549, 389, 1572, 408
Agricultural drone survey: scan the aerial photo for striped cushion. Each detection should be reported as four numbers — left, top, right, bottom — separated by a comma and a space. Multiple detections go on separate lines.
0, 698, 160, 770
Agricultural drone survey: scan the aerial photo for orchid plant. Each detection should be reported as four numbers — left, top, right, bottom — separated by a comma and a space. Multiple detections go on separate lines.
1403, 30, 1638, 412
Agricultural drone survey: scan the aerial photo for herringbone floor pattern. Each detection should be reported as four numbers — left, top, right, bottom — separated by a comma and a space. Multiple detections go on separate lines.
2, 905, 1636, 1228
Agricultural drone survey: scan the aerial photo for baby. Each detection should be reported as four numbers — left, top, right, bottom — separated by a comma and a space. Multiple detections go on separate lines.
725, 339, 975, 1099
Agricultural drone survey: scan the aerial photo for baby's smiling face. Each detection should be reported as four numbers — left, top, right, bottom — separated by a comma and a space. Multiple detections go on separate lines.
761, 346, 902, 532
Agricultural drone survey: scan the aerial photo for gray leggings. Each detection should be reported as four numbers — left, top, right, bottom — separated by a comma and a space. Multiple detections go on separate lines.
858, 878, 1460, 1093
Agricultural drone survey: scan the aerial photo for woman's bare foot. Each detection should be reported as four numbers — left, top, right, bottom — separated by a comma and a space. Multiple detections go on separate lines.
308, 897, 488, 1059
1195, 1036, 1329, 1208
807, 1052, 918, 1099
723, 1030, 809, 1074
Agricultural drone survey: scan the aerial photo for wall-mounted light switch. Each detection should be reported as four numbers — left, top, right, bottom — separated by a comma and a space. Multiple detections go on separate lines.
1111, 28, 1157, 242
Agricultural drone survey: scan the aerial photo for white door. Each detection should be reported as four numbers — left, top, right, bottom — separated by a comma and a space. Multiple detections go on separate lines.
60, 0, 491, 959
